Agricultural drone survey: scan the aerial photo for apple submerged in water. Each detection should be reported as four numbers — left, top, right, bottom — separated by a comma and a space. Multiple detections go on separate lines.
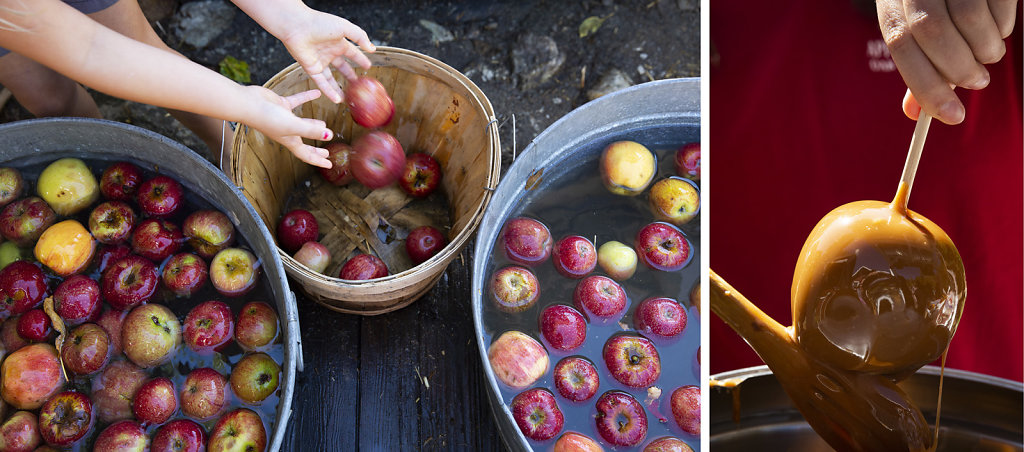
152, 419, 206, 452
501, 217, 552, 267
670, 385, 700, 436
183, 209, 236, 259
0, 260, 47, 315
131, 218, 183, 262
210, 248, 260, 297
209, 408, 267, 452
92, 360, 147, 424
37, 157, 99, 216
595, 391, 648, 447
136, 175, 184, 218
0, 410, 41, 452
488, 331, 548, 390
490, 266, 540, 312
0, 197, 56, 247
635, 222, 691, 271
184, 300, 234, 353
553, 432, 603, 452
53, 274, 101, 326
133, 377, 178, 426
60, 323, 110, 376
34, 219, 95, 277
162, 252, 209, 297
634, 297, 688, 338
122, 303, 181, 368
101, 255, 158, 311
600, 141, 657, 196
676, 142, 700, 180
235, 301, 279, 350
37, 391, 93, 447
603, 334, 662, 388
181, 367, 227, 420
0, 167, 24, 208
553, 235, 597, 279
230, 352, 281, 404
93, 420, 147, 452
510, 388, 564, 441
0, 343, 64, 410
88, 201, 136, 245
99, 161, 143, 202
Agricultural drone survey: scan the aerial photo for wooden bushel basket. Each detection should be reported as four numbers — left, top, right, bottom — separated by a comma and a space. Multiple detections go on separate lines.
226, 47, 500, 315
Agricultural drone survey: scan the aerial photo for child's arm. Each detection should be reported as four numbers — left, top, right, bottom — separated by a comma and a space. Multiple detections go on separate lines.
230, 0, 375, 103
0, 0, 334, 168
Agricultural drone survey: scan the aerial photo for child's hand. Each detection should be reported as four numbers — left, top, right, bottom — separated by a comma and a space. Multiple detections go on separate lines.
278, 9, 376, 104
241, 86, 335, 168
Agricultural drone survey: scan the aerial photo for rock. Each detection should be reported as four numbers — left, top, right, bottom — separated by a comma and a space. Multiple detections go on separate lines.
587, 69, 633, 101
679, 0, 698, 11
139, 0, 177, 23
512, 34, 565, 91
419, 19, 454, 44
171, 0, 236, 49
463, 61, 510, 84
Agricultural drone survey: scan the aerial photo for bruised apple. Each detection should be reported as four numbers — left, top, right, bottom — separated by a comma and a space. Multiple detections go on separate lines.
36, 158, 99, 216
0, 343, 64, 410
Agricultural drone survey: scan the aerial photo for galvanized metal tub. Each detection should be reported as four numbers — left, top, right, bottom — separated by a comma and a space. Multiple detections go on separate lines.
0, 118, 301, 452
471, 78, 700, 451
711, 365, 1024, 451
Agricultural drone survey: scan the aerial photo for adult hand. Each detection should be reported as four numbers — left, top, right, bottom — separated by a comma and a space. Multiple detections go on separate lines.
241, 86, 335, 168
278, 9, 376, 104
876, 0, 1018, 124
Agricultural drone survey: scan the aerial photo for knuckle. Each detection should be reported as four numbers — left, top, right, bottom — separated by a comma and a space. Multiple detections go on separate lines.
907, 12, 946, 40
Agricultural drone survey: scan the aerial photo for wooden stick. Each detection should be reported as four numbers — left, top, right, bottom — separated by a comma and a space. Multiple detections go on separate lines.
897, 113, 932, 205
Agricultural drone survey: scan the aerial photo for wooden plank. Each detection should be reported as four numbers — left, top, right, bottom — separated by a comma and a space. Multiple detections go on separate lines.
282, 295, 362, 450
414, 245, 506, 451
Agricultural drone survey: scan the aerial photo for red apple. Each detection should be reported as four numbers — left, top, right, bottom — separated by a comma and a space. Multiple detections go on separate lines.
183, 209, 236, 259
0, 317, 27, 352
162, 252, 208, 297
122, 303, 181, 368
276, 209, 318, 254
634, 297, 687, 338
351, 131, 405, 189
88, 201, 136, 244
94, 244, 131, 274
0, 167, 24, 208
670, 385, 700, 436
184, 300, 234, 353
37, 391, 93, 447
553, 356, 600, 402
573, 275, 628, 322
645, 436, 694, 452
318, 142, 355, 186
553, 236, 597, 278
338, 253, 388, 280
93, 420, 147, 452
101, 255, 158, 311
136, 175, 184, 218
595, 391, 648, 447
603, 335, 661, 388
345, 76, 395, 128
60, 323, 110, 376
554, 432, 603, 452
133, 377, 177, 426
210, 248, 260, 297
635, 222, 691, 271
92, 360, 147, 423
675, 143, 700, 180
209, 408, 267, 452
0, 343, 64, 410
181, 367, 227, 421
0, 410, 41, 452
53, 275, 101, 326
235, 301, 279, 350
510, 388, 564, 441
229, 352, 280, 404
405, 225, 446, 264
487, 331, 548, 390
490, 266, 540, 312
539, 305, 587, 351
0, 261, 47, 316
501, 217, 553, 267
96, 309, 127, 355
131, 218, 183, 262
15, 309, 50, 342
100, 161, 143, 201
152, 419, 206, 452
0, 197, 56, 246
399, 152, 442, 198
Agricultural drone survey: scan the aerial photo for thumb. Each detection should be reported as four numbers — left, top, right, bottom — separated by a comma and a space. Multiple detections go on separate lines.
902, 89, 921, 121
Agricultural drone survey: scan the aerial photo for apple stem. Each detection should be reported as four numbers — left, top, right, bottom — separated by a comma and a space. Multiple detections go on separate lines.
895, 113, 931, 212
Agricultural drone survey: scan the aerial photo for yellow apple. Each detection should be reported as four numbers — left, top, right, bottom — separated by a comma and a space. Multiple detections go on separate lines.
37, 158, 99, 216
599, 141, 656, 196
34, 220, 95, 276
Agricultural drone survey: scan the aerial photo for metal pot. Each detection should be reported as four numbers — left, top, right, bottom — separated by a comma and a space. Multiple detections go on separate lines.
471, 78, 700, 451
0, 118, 301, 451
711, 365, 1023, 451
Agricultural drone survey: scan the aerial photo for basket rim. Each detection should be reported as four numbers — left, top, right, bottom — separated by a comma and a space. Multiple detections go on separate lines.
228, 46, 501, 296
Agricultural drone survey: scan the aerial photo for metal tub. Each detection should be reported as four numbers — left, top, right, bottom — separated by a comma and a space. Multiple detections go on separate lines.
711, 365, 1024, 451
0, 118, 300, 452
471, 78, 700, 451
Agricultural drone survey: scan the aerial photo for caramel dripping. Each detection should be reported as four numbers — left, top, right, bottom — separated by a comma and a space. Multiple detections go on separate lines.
711, 270, 933, 452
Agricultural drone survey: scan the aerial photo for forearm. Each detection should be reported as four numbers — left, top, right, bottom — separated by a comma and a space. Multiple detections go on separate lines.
0, 0, 255, 124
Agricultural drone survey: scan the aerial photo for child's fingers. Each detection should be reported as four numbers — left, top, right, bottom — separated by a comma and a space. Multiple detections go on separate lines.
282, 89, 323, 110
290, 143, 332, 168
346, 24, 376, 55
309, 70, 343, 103
332, 57, 359, 82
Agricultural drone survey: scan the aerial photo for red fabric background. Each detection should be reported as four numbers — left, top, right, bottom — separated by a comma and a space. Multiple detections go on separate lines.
710, 0, 1023, 381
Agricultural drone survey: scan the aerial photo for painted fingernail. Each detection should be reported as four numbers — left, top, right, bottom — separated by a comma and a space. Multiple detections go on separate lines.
323, 130, 332, 141
939, 100, 965, 124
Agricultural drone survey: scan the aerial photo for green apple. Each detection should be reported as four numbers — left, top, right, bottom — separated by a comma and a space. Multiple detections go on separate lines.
0, 242, 24, 270
37, 158, 99, 216
597, 240, 638, 281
